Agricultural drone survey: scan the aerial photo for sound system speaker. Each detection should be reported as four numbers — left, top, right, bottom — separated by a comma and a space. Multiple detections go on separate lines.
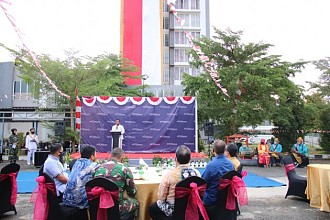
204, 122, 214, 136
34, 151, 49, 167
55, 121, 65, 136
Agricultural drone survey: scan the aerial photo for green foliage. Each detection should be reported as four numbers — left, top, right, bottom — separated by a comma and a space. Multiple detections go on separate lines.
311, 57, 330, 97
183, 28, 307, 136
319, 105, 330, 151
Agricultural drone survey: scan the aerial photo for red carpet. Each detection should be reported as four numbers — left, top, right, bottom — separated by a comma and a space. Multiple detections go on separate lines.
70, 152, 207, 159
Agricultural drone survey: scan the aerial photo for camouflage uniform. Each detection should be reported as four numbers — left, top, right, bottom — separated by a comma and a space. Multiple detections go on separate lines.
95, 160, 139, 217
9, 134, 19, 163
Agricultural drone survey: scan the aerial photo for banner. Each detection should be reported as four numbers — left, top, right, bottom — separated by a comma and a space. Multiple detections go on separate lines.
80, 96, 197, 153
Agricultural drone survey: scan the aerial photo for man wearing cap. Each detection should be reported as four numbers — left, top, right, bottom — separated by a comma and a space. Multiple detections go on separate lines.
269, 138, 283, 166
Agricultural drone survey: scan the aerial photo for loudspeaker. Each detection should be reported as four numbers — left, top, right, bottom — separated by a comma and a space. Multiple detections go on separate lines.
55, 121, 65, 136
204, 122, 214, 136
34, 151, 49, 167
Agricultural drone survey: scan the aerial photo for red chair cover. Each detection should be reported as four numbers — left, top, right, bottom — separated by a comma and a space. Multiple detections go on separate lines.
86, 186, 119, 220
30, 176, 56, 220
175, 182, 209, 220
285, 164, 295, 176
0, 172, 18, 205
219, 176, 248, 210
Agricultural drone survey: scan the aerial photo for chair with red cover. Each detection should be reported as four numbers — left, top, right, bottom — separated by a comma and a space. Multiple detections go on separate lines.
283, 156, 308, 201
85, 177, 123, 220
173, 176, 209, 220
0, 163, 20, 216
205, 170, 247, 220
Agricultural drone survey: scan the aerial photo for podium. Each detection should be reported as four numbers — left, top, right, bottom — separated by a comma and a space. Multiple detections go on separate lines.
110, 131, 122, 149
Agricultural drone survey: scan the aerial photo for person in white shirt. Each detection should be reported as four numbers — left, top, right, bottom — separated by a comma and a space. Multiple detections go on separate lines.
43, 143, 68, 202
25, 128, 39, 165
111, 119, 125, 149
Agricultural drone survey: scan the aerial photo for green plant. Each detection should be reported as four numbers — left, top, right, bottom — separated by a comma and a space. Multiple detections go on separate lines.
152, 154, 162, 166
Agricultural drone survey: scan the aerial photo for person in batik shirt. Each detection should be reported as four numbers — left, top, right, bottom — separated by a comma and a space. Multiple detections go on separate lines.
62, 145, 98, 209
148, 145, 200, 219
95, 148, 139, 218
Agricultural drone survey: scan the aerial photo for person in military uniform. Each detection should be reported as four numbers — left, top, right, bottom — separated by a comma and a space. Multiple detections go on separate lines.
9, 128, 19, 163
95, 148, 139, 218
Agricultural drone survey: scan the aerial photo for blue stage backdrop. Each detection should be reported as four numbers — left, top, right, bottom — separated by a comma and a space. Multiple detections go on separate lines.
80, 96, 197, 153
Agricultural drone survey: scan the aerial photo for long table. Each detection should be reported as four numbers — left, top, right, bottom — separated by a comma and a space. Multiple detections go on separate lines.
131, 168, 163, 220
306, 164, 330, 212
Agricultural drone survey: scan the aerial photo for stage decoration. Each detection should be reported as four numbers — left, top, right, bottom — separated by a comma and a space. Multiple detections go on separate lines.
0, 0, 70, 99
79, 96, 197, 153
166, 0, 229, 97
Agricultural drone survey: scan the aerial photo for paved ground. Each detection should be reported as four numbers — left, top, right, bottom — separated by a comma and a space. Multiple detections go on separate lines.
0, 159, 329, 220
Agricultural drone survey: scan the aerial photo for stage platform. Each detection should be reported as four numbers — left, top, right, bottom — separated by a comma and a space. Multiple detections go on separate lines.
70, 152, 207, 160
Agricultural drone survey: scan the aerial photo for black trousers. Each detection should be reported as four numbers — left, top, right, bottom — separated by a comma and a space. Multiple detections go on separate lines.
148, 202, 172, 220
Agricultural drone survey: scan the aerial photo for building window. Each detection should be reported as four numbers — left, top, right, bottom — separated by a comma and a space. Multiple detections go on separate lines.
13, 80, 32, 100
164, 67, 170, 84
175, 13, 200, 28
190, 14, 200, 27
174, 66, 189, 81
175, 14, 190, 28
164, 33, 169, 46
175, 0, 189, 9
175, 0, 199, 10
191, 0, 200, 10
163, 17, 169, 29
174, 31, 200, 45
174, 49, 189, 63
163, 0, 169, 12
164, 49, 169, 64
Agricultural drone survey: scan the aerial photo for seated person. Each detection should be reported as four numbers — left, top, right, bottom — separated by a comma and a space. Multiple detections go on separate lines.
43, 143, 68, 201
291, 137, 309, 168
257, 139, 270, 166
269, 138, 283, 166
62, 145, 98, 209
238, 145, 252, 158
149, 145, 200, 219
202, 140, 234, 207
94, 148, 139, 218
226, 143, 241, 171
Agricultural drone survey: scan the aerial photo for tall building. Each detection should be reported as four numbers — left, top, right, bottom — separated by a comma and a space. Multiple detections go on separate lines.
162, 0, 210, 85
121, 0, 210, 87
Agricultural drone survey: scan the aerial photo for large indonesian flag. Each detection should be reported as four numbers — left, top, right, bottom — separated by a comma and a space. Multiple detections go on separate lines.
121, 0, 162, 85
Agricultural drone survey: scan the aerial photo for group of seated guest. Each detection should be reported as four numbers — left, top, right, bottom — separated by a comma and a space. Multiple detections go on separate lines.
42, 141, 243, 220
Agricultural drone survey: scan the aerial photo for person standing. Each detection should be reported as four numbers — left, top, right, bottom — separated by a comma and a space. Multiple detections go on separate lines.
95, 148, 139, 218
269, 138, 283, 166
25, 128, 39, 165
291, 137, 309, 168
9, 128, 19, 163
111, 119, 125, 148
202, 140, 234, 207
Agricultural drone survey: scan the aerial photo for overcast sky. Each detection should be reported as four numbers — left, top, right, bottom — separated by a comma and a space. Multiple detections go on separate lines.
1, 0, 329, 88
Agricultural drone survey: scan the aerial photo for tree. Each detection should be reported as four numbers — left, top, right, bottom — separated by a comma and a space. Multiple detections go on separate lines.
2, 45, 148, 151
183, 28, 306, 138
311, 57, 330, 151
311, 57, 330, 98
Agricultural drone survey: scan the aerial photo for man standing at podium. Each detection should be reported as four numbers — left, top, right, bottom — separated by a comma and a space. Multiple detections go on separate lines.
111, 119, 125, 149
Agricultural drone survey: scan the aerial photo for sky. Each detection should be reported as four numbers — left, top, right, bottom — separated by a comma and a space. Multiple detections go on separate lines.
1, 0, 329, 89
